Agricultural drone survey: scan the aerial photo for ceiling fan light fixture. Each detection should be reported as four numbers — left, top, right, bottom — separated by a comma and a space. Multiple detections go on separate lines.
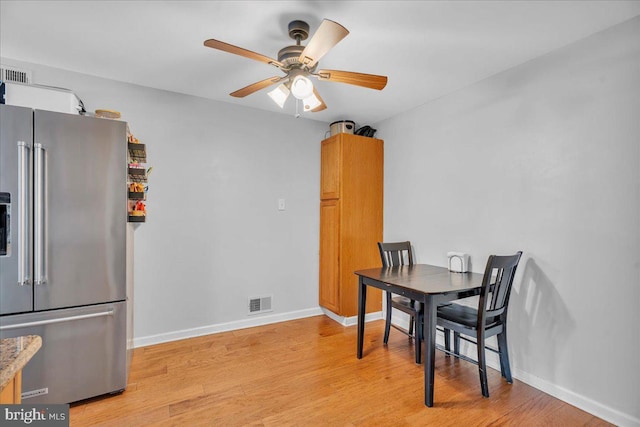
268, 83, 290, 108
303, 92, 322, 111
291, 75, 313, 100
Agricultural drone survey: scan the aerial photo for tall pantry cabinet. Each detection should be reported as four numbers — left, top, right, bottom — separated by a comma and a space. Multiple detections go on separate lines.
319, 133, 383, 317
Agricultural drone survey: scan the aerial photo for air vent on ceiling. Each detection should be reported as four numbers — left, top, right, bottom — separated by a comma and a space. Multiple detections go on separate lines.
0, 65, 32, 84
248, 295, 272, 315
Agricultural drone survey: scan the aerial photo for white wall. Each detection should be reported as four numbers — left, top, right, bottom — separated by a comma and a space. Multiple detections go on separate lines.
4, 15, 639, 425
1, 57, 327, 345
376, 17, 640, 426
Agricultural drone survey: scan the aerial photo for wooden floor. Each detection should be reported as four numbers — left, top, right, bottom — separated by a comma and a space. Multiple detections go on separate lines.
70, 316, 609, 426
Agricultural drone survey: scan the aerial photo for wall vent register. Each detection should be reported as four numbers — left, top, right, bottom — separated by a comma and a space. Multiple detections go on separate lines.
0, 64, 32, 84
248, 296, 272, 315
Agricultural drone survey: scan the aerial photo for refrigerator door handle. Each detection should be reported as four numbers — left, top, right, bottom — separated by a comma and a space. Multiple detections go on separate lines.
17, 140, 31, 286
34, 142, 47, 286
0, 310, 114, 331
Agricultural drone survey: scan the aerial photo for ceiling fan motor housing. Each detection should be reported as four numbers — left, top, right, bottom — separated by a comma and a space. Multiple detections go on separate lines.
278, 45, 305, 66
288, 20, 309, 42
277, 45, 318, 74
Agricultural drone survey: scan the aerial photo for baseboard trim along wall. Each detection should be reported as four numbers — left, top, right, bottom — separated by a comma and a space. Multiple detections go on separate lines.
133, 307, 383, 349
320, 307, 383, 326
133, 307, 324, 348
511, 367, 640, 427
392, 317, 639, 427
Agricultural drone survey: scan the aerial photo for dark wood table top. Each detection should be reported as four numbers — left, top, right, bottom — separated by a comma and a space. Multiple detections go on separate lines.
355, 264, 484, 296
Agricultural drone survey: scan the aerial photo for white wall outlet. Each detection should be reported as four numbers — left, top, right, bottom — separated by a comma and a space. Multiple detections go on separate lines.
278, 198, 285, 211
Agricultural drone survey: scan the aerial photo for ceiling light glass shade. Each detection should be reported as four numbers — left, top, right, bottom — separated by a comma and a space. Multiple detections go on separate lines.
267, 84, 290, 108
303, 92, 322, 111
290, 75, 313, 100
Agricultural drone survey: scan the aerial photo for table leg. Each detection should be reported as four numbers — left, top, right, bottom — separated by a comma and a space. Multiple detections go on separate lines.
357, 276, 367, 359
424, 294, 436, 407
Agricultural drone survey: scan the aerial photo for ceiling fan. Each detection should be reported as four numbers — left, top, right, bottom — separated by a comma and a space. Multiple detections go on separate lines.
204, 19, 388, 113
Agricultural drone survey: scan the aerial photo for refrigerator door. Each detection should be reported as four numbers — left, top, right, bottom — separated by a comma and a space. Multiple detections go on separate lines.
0, 104, 33, 315
0, 301, 127, 404
33, 110, 127, 310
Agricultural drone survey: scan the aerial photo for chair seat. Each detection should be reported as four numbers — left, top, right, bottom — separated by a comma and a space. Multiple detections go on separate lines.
436, 303, 499, 329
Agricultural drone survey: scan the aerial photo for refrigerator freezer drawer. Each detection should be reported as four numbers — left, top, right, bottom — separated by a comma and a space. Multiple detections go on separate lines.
0, 302, 128, 404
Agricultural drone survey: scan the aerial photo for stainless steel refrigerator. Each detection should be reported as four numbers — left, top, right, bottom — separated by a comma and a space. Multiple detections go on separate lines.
0, 104, 132, 404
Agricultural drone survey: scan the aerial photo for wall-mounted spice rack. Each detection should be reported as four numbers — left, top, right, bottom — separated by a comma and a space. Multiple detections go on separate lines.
127, 129, 148, 222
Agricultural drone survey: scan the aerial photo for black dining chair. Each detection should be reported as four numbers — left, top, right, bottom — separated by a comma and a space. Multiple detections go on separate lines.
437, 251, 523, 397
378, 241, 423, 364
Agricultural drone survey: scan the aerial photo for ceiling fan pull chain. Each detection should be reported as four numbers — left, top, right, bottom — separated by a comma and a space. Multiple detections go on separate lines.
295, 98, 301, 118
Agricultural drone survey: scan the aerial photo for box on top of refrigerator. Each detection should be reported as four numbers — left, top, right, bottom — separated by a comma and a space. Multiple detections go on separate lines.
1, 81, 85, 115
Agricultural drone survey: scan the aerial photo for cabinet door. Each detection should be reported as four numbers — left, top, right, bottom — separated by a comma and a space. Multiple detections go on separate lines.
319, 199, 340, 312
320, 136, 340, 200
340, 134, 384, 316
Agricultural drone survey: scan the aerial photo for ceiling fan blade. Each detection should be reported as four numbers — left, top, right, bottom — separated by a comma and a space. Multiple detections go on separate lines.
230, 77, 284, 98
299, 20, 349, 68
317, 69, 388, 90
204, 39, 284, 68
308, 88, 327, 112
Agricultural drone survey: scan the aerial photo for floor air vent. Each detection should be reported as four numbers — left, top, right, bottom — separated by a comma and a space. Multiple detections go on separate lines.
1, 65, 32, 84
248, 296, 272, 315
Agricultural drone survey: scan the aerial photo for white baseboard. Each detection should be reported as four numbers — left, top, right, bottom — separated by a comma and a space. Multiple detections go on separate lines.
394, 317, 639, 427
320, 307, 383, 326
133, 307, 324, 348
510, 367, 639, 427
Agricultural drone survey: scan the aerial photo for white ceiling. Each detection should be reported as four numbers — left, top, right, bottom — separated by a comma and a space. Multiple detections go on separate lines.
1, 1, 639, 125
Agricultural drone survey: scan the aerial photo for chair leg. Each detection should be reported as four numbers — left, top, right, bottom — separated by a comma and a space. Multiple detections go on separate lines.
453, 332, 460, 356
417, 303, 424, 340
383, 292, 392, 345
415, 312, 422, 364
408, 300, 415, 339
477, 334, 489, 398
443, 328, 451, 357
497, 331, 513, 384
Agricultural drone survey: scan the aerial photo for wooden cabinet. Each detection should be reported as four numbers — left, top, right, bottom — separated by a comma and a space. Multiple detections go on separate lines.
0, 335, 41, 404
0, 371, 22, 404
319, 133, 383, 317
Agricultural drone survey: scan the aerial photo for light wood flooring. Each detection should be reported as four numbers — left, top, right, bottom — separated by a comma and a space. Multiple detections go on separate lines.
70, 315, 610, 426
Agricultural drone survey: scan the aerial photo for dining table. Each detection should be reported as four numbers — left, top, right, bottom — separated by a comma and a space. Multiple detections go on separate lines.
355, 264, 485, 407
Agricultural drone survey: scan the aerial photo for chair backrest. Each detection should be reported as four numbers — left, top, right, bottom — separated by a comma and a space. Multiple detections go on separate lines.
378, 241, 414, 267
478, 251, 523, 325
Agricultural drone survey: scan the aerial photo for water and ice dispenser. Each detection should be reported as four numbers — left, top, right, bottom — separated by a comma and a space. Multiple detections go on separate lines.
0, 192, 9, 256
